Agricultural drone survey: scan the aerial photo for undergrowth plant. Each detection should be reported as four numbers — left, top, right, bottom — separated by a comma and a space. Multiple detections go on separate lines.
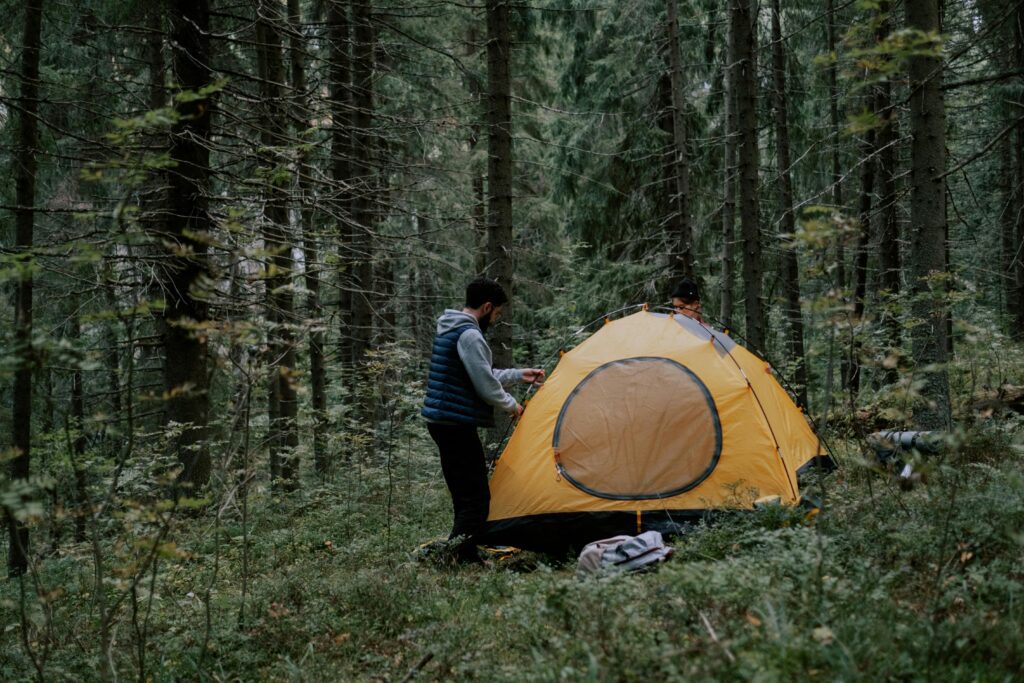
4, 415, 1024, 681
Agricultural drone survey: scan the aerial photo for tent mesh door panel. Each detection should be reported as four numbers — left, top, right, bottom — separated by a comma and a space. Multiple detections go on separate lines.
552, 357, 722, 500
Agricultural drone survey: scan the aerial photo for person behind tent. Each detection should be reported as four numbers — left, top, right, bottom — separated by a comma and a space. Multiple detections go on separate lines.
670, 277, 703, 322
421, 277, 545, 563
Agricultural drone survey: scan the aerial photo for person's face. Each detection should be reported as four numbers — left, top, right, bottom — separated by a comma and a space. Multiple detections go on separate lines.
671, 297, 701, 320
478, 302, 504, 333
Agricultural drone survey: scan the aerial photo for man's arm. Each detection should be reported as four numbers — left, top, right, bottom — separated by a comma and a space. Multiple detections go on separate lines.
457, 329, 520, 414
493, 367, 545, 387
492, 367, 524, 387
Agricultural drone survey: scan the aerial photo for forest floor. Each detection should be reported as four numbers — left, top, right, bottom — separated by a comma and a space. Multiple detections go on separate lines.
4, 421, 1024, 681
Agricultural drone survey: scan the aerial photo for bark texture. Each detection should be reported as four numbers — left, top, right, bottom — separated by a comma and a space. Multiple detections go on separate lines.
731, 0, 764, 350
771, 0, 808, 408
8, 0, 43, 575
486, 0, 514, 369
906, 0, 951, 429
257, 2, 300, 488
165, 0, 213, 490
828, 0, 847, 289
875, 6, 901, 381
720, 2, 736, 328
1015, 4, 1024, 337
288, 0, 330, 476
847, 88, 878, 397
350, 0, 375, 366
329, 1, 354, 366
666, 0, 694, 280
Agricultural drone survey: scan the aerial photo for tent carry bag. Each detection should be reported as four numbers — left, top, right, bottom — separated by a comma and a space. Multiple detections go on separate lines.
577, 531, 673, 577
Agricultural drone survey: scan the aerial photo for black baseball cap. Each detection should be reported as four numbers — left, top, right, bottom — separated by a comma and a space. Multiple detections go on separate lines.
671, 278, 700, 302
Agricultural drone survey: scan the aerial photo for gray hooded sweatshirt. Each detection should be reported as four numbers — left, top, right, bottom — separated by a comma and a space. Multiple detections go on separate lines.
430, 309, 524, 421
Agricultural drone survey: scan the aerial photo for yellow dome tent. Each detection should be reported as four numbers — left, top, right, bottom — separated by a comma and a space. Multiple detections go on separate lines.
482, 309, 831, 551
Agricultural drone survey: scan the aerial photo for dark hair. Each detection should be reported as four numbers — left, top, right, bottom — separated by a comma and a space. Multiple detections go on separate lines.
671, 277, 700, 302
465, 277, 508, 309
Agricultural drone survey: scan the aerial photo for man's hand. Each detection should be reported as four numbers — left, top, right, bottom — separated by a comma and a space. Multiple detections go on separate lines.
514, 403, 525, 417
521, 368, 546, 385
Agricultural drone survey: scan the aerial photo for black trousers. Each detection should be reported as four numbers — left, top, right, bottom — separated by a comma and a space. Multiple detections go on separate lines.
427, 422, 490, 553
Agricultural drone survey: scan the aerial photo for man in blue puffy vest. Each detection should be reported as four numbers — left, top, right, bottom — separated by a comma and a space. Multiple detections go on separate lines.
421, 277, 544, 563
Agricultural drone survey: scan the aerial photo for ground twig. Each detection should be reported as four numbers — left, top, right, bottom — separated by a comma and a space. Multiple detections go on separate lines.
399, 652, 434, 682
698, 610, 736, 664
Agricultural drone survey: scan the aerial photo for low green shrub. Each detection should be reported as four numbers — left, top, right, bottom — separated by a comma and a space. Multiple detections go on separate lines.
4, 425, 1024, 681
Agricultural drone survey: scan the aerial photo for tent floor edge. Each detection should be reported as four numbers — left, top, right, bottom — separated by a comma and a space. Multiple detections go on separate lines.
482, 509, 718, 554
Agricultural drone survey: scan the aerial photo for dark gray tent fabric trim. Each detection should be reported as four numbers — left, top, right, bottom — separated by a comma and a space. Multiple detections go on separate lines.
648, 312, 737, 356
674, 315, 736, 355
552, 356, 723, 501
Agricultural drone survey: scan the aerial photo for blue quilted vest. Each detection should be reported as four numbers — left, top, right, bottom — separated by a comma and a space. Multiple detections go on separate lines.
421, 325, 495, 427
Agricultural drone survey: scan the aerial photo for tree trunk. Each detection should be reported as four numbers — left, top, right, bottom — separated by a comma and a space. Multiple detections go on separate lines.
329, 1, 355, 370
102, 272, 123, 419
42, 365, 57, 552
877, 75, 901, 382
165, 0, 212, 491
827, 0, 846, 289
666, 0, 694, 281
1001, 123, 1016, 329
148, 2, 165, 111
731, 0, 764, 351
257, 2, 300, 489
466, 23, 488, 275
350, 0, 375, 367
486, 0, 515, 369
69, 310, 89, 544
847, 89, 879, 397
906, 0, 950, 429
373, 140, 395, 345
473, 174, 488, 275
415, 212, 436, 361
288, 0, 330, 477
144, 2, 167, 401
720, 2, 736, 328
770, 0, 808, 408
376, 258, 397, 344
657, 74, 676, 270
1015, 4, 1024, 339
8, 0, 43, 577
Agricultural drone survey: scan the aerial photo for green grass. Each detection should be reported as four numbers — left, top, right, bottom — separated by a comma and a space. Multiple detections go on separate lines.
4, 425, 1024, 681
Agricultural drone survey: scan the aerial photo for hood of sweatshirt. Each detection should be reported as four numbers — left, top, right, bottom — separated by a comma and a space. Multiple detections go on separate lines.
436, 309, 480, 336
